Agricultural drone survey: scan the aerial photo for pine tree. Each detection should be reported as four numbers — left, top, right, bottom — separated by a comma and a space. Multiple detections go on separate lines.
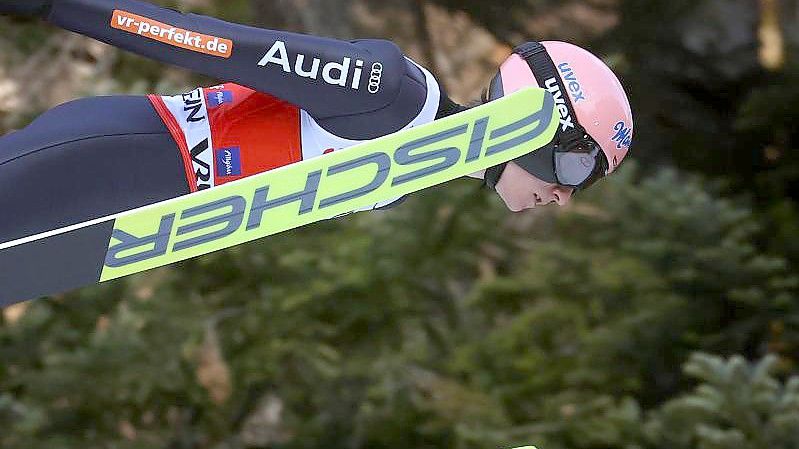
645, 353, 799, 449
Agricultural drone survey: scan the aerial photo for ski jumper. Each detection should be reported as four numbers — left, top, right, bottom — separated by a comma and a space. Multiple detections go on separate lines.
0, 0, 464, 242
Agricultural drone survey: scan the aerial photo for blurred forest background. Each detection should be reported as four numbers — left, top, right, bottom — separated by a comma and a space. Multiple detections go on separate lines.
2, 0, 799, 448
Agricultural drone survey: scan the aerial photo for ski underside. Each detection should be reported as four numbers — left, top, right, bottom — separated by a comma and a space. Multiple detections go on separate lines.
0, 87, 557, 306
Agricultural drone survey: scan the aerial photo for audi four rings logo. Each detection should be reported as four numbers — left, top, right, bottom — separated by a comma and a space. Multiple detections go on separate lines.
368, 63, 383, 94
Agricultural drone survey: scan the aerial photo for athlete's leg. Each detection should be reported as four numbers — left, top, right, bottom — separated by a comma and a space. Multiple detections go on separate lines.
0, 96, 190, 242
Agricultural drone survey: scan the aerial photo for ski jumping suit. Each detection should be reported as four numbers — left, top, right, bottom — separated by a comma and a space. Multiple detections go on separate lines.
0, 0, 464, 242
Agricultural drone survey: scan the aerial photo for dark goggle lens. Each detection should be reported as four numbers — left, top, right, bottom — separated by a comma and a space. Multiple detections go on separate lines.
508, 138, 606, 190
554, 141, 604, 188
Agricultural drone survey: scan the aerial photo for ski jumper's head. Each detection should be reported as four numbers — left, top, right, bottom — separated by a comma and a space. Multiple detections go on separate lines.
482, 41, 634, 212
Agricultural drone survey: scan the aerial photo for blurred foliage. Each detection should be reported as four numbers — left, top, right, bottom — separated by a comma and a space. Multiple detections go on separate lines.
644, 353, 799, 449
2, 0, 799, 448
2, 167, 797, 448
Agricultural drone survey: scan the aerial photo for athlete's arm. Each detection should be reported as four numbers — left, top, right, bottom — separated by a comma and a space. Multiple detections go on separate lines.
44, 0, 430, 138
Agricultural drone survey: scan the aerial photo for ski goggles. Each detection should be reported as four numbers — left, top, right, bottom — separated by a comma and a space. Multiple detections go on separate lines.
484, 42, 608, 191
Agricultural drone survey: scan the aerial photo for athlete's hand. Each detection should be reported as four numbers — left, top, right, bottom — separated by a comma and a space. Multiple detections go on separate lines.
0, 0, 52, 18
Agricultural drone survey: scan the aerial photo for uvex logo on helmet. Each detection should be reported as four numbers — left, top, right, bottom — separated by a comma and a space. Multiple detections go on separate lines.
257, 40, 382, 94
544, 77, 575, 132
558, 62, 586, 104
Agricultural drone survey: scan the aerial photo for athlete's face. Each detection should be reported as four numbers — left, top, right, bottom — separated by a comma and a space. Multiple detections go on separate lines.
494, 162, 574, 212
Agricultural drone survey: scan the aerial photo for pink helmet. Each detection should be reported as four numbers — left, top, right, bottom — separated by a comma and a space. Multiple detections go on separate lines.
484, 41, 633, 190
